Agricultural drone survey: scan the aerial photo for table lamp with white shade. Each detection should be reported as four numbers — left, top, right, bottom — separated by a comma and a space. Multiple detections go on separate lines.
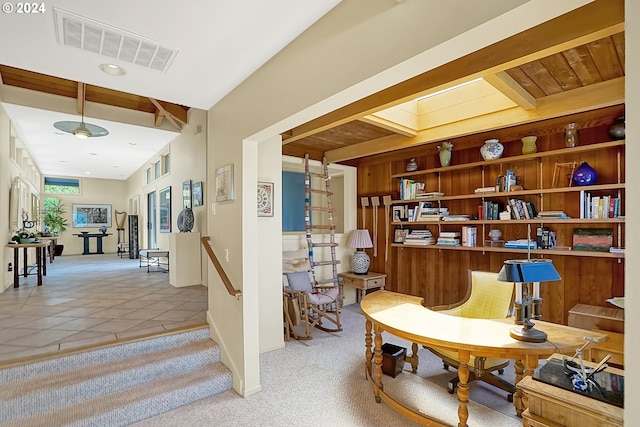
347, 229, 373, 275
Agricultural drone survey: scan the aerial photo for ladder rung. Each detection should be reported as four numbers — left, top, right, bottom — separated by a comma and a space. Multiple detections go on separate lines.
307, 225, 335, 230
312, 260, 341, 267
308, 172, 329, 179
312, 243, 339, 248
311, 206, 333, 212
310, 189, 332, 195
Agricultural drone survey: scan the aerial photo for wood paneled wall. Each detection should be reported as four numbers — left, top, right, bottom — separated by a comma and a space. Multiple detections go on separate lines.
351, 105, 625, 325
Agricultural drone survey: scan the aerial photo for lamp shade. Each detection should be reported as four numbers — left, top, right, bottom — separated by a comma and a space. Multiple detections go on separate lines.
347, 229, 373, 249
497, 259, 560, 283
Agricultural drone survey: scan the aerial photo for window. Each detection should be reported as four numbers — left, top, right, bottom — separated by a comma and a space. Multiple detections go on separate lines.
162, 153, 170, 174
282, 171, 306, 232
154, 161, 161, 179
146, 167, 152, 184
44, 177, 80, 194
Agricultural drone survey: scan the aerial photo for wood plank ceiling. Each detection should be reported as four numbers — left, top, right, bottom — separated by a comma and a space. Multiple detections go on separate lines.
0, 64, 190, 128
283, 2, 625, 165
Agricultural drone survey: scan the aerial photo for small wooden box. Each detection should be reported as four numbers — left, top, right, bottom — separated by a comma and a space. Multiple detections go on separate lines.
381, 343, 406, 378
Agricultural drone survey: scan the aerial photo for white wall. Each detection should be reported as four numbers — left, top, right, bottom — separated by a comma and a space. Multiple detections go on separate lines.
125, 108, 208, 284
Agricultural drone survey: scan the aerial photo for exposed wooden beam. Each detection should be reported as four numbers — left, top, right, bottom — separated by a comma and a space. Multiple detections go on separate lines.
483, 71, 537, 110
77, 82, 85, 115
149, 98, 181, 130
157, 101, 188, 125
358, 116, 417, 137
283, 0, 623, 144
325, 77, 624, 163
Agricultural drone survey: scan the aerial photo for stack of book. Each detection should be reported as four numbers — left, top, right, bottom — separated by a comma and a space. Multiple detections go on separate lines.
414, 203, 448, 222
416, 191, 444, 199
436, 231, 460, 247
403, 230, 435, 246
442, 214, 470, 221
536, 210, 570, 219
503, 239, 538, 249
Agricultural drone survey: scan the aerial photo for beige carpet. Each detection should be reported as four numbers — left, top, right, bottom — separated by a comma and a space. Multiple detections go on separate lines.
134, 306, 521, 427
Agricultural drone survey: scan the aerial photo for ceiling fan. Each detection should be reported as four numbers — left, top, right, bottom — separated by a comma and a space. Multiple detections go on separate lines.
53, 83, 109, 139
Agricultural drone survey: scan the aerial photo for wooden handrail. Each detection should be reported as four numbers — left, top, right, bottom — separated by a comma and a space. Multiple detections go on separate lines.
201, 236, 242, 299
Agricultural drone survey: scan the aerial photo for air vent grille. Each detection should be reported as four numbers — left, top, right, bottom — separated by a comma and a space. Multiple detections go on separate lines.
54, 8, 177, 73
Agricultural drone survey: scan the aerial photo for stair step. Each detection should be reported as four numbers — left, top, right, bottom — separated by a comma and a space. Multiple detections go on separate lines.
4, 363, 232, 427
0, 328, 233, 426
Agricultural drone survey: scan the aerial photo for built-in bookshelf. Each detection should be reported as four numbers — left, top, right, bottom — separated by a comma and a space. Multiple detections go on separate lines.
390, 139, 625, 259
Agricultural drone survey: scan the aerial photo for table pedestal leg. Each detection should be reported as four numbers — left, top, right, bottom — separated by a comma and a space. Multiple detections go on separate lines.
36, 246, 42, 286
13, 248, 19, 288
22, 247, 28, 277
373, 325, 384, 403
365, 319, 373, 377
42, 246, 47, 276
456, 350, 471, 427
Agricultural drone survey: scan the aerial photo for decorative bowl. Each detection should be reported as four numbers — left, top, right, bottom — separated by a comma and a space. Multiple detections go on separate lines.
20, 238, 36, 244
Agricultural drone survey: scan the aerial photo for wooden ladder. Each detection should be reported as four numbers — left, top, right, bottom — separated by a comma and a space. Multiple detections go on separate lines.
304, 154, 340, 290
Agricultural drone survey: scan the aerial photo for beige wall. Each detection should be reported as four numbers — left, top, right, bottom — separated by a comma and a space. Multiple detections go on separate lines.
206, 0, 593, 396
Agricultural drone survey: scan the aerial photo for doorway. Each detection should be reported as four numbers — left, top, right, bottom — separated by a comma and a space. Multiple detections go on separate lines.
147, 191, 157, 249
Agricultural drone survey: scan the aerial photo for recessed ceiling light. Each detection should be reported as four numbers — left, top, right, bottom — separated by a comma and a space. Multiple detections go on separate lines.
89, 153, 98, 156
129, 142, 137, 145
99, 63, 126, 76
85, 171, 91, 175
59, 160, 67, 163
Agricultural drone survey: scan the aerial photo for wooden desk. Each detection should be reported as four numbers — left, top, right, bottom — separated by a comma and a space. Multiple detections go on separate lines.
338, 271, 386, 303
360, 291, 607, 427
518, 354, 623, 427
6, 242, 49, 288
74, 233, 111, 255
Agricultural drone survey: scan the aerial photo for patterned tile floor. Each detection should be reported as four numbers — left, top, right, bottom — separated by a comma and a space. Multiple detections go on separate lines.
0, 254, 208, 363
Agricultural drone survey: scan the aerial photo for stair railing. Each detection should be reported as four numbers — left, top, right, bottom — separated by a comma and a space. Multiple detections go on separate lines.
201, 236, 242, 299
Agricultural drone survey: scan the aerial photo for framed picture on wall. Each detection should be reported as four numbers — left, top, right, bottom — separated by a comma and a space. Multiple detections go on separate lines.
72, 204, 112, 228
257, 181, 274, 217
216, 164, 234, 202
182, 180, 192, 209
159, 186, 171, 232
192, 181, 203, 207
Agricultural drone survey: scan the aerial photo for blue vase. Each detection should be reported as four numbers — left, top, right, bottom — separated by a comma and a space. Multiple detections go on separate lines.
572, 162, 597, 186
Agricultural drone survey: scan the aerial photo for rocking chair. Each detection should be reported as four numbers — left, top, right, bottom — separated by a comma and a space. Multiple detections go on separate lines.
282, 249, 342, 340
426, 270, 516, 401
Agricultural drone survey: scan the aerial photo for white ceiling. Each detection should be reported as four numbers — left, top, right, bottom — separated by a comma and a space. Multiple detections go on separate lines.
0, 0, 341, 180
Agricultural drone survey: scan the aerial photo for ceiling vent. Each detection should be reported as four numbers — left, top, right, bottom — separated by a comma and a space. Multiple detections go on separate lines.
54, 8, 178, 72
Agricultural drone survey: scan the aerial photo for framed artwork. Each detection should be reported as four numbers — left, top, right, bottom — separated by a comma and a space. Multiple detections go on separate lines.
257, 181, 274, 217
159, 186, 171, 232
192, 181, 203, 207
393, 228, 409, 243
392, 206, 404, 222
182, 180, 192, 209
216, 164, 234, 202
72, 204, 112, 228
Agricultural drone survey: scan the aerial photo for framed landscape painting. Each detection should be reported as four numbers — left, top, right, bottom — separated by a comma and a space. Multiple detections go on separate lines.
72, 204, 112, 228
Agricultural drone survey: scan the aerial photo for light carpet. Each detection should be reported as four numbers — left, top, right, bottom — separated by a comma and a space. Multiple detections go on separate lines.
0, 328, 232, 426
134, 306, 521, 427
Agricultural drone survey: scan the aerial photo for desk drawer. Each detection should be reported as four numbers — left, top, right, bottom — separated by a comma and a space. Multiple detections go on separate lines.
364, 277, 385, 290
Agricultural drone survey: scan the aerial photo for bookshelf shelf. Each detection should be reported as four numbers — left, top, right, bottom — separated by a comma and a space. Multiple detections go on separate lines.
389, 138, 625, 258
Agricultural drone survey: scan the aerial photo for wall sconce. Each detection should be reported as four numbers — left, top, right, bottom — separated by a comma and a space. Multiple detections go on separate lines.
347, 229, 373, 275
497, 258, 560, 342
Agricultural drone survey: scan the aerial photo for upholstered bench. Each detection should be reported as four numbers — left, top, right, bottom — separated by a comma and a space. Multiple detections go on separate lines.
139, 249, 169, 273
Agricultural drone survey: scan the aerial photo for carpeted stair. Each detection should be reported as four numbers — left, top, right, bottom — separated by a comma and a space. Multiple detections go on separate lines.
0, 327, 232, 426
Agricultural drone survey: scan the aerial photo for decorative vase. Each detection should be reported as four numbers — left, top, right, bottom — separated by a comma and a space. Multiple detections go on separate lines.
100, 225, 107, 234
351, 250, 371, 275
572, 162, 597, 186
177, 208, 195, 232
488, 229, 502, 242
406, 158, 418, 172
521, 136, 537, 155
564, 123, 578, 148
439, 149, 451, 167
608, 117, 625, 140
480, 139, 503, 160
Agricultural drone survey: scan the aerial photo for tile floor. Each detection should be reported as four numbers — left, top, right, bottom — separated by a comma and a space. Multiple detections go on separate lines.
0, 254, 207, 363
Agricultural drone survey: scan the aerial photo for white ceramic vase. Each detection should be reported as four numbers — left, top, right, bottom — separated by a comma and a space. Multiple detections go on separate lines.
480, 139, 504, 160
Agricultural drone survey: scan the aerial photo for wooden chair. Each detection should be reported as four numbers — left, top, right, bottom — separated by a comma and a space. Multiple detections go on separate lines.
282, 249, 342, 340
426, 270, 516, 401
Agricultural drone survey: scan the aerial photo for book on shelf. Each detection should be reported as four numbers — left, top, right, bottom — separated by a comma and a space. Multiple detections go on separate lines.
536, 210, 570, 219
474, 186, 497, 194
439, 231, 460, 238
461, 226, 477, 247
442, 214, 470, 221
579, 191, 621, 219
416, 191, 444, 198
503, 239, 538, 249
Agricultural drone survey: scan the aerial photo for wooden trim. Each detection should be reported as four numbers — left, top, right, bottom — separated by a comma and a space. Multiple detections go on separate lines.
201, 236, 242, 298
284, 0, 624, 145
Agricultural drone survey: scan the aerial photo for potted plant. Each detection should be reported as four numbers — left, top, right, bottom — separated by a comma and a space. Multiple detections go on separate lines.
43, 198, 69, 256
